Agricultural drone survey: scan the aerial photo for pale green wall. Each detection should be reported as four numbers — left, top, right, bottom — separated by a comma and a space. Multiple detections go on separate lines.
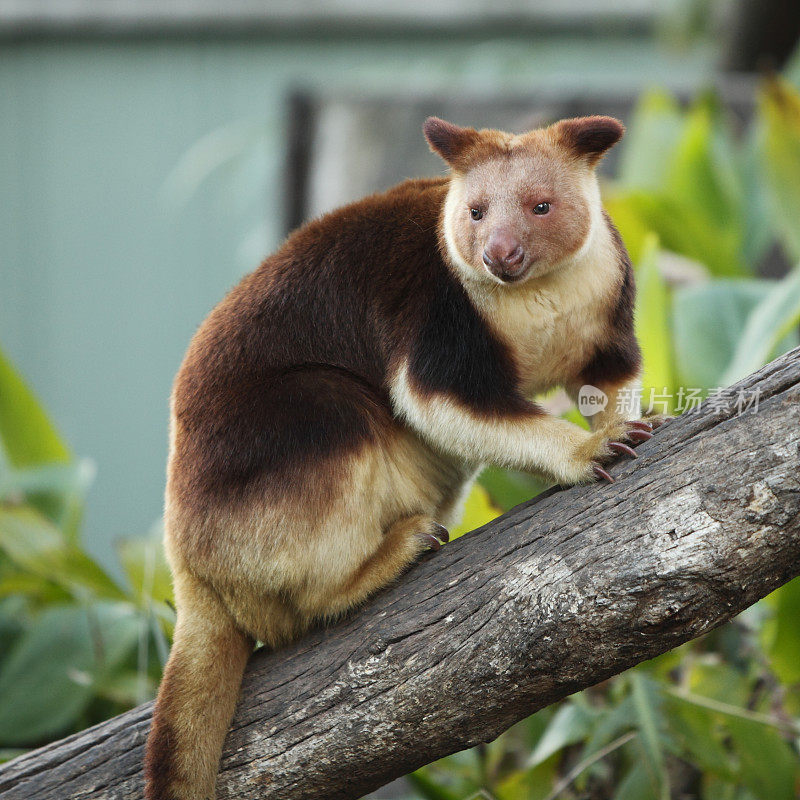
0, 32, 715, 571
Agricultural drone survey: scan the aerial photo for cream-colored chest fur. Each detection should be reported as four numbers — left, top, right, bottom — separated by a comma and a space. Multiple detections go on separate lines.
469, 226, 621, 397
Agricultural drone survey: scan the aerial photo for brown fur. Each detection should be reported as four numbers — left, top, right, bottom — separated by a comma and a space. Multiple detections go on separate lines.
145, 116, 641, 799
557, 116, 626, 166
145, 572, 253, 800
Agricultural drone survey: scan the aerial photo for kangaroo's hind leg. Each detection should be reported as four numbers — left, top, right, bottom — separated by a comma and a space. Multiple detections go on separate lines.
291, 425, 467, 624
300, 513, 448, 621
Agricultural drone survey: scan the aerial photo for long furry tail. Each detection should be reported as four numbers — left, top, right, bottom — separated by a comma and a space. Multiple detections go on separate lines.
145, 571, 253, 800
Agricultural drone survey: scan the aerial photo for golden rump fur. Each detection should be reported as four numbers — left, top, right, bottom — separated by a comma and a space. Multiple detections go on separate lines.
144, 114, 652, 799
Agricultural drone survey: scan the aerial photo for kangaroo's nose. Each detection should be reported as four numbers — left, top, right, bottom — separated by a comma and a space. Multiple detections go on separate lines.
483, 231, 525, 274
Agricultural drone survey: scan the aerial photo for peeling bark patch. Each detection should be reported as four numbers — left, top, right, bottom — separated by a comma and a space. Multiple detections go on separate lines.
747, 481, 779, 518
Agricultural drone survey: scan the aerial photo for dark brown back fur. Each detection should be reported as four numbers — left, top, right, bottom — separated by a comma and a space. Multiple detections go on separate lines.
170, 177, 527, 508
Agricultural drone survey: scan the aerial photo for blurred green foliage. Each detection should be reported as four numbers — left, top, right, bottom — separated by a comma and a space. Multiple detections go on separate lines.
1, 72, 800, 799
605, 78, 800, 406
0, 349, 173, 761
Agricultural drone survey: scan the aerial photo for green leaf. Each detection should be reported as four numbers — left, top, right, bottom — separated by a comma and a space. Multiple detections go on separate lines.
763, 576, 800, 685
495, 757, 558, 800
664, 692, 737, 780
0, 461, 93, 501
738, 123, 775, 268
580, 695, 635, 764
685, 660, 752, 708
605, 191, 653, 264
526, 702, 597, 768
0, 346, 70, 468
514, 707, 556, 752
726, 717, 799, 800
406, 765, 465, 800
672, 280, 788, 390
629, 673, 669, 800
609, 191, 746, 278
93, 668, 156, 707
758, 77, 800, 261
0, 506, 125, 602
118, 522, 174, 610
720, 266, 800, 385
634, 235, 674, 402
0, 571, 72, 605
0, 459, 95, 538
701, 775, 759, 800
614, 758, 660, 800
664, 97, 743, 240
0, 596, 28, 665
0, 603, 141, 744
611, 92, 749, 277
478, 467, 546, 513
450, 484, 501, 540
617, 90, 685, 190
0, 749, 28, 765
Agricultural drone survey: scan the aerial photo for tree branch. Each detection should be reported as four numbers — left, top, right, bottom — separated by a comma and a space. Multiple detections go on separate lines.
2, 347, 800, 800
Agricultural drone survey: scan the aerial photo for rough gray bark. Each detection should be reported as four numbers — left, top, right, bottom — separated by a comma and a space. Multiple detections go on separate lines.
2, 347, 800, 800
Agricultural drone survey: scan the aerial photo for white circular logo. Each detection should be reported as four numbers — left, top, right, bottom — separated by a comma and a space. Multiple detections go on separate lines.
577, 384, 608, 416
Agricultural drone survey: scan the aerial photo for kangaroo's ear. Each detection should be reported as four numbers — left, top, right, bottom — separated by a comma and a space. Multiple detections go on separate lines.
423, 117, 482, 170
556, 116, 625, 166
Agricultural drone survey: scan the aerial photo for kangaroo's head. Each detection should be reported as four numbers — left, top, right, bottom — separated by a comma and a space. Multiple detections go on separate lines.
424, 115, 624, 285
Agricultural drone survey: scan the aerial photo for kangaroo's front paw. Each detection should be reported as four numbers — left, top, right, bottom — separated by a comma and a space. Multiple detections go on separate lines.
599, 418, 654, 445
625, 419, 655, 442
566, 427, 641, 485
415, 521, 450, 553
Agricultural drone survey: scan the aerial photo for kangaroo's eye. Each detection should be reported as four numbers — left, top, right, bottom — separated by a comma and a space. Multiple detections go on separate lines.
533, 202, 550, 215
470, 208, 484, 221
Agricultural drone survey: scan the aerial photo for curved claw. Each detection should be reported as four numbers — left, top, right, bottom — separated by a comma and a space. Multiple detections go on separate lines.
431, 522, 450, 544
627, 429, 653, 443
609, 441, 637, 458
593, 464, 615, 483
627, 420, 653, 432
419, 533, 442, 552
